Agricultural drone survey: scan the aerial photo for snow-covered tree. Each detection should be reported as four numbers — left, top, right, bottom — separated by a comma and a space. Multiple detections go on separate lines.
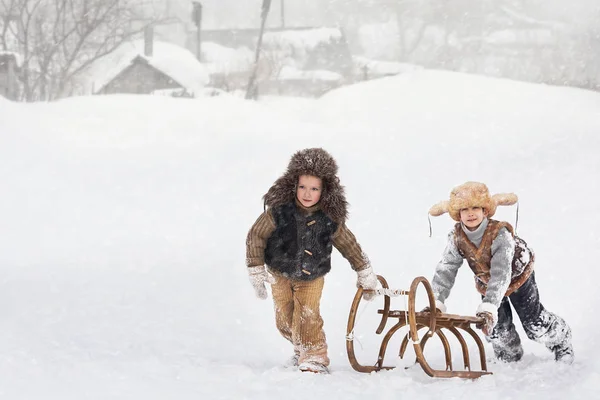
0, 0, 170, 101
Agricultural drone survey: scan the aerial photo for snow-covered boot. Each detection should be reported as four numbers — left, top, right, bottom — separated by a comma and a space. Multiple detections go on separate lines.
525, 309, 573, 364
493, 342, 524, 363
298, 361, 329, 374
490, 331, 524, 363
285, 353, 300, 367
552, 343, 574, 364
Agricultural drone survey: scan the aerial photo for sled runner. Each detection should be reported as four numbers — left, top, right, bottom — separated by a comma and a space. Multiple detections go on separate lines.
346, 276, 492, 379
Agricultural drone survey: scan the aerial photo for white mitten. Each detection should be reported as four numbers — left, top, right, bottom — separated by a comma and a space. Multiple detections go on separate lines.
356, 265, 378, 301
248, 265, 276, 300
476, 302, 498, 336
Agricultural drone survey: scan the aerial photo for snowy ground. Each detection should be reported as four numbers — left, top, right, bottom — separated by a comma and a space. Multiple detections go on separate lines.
1, 70, 599, 399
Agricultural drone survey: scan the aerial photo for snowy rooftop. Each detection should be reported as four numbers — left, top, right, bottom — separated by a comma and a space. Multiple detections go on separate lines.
485, 29, 555, 45
200, 42, 253, 74
263, 27, 344, 50
261, 27, 351, 74
353, 56, 424, 77
500, 6, 568, 31
93, 40, 209, 95
277, 66, 343, 81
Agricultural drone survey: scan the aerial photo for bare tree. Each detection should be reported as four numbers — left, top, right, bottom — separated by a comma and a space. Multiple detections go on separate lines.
0, 0, 169, 101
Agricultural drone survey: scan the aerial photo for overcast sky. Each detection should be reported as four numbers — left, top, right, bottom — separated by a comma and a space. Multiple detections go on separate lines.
178, 0, 600, 30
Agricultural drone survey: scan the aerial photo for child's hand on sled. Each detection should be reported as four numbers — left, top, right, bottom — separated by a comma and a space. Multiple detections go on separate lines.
476, 311, 495, 335
356, 265, 378, 301
475, 302, 498, 336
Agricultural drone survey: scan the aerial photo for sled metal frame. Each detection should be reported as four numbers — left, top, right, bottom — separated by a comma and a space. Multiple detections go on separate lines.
346, 275, 492, 379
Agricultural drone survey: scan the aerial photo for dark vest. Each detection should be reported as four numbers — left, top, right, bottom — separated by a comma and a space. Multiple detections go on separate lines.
454, 219, 535, 296
265, 202, 338, 281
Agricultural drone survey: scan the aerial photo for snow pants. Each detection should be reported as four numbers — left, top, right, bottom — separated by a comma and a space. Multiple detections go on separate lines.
270, 274, 329, 366
488, 272, 572, 362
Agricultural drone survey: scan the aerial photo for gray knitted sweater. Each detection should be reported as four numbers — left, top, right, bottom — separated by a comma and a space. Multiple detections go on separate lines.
431, 218, 515, 308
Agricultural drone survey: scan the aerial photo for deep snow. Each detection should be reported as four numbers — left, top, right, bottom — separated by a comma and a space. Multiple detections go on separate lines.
1, 70, 599, 399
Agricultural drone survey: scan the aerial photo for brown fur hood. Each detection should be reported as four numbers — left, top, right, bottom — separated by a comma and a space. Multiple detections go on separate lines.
263, 148, 348, 223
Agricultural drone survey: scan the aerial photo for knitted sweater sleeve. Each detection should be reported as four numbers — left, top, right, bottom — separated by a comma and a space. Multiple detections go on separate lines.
431, 230, 464, 304
484, 227, 515, 308
245, 210, 276, 267
332, 223, 370, 272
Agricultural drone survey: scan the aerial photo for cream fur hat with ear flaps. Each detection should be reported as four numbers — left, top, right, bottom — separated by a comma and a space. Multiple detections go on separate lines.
429, 182, 518, 221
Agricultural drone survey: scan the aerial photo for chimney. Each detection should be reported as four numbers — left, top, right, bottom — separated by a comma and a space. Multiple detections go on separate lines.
144, 25, 154, 57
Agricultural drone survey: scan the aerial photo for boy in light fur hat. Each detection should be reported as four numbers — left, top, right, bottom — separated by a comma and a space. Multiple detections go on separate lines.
245, 148, 378, 374
429, 182, 573, 364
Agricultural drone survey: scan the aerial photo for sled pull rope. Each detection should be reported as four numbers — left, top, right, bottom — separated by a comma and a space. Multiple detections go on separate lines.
403, 293, 421, 344
403, 292, 409, 330
428, 213, 433, 237
515, 202, 519, 235
346, 296, 372, 348
345, 329, 365, 350
375, 288, 408, 297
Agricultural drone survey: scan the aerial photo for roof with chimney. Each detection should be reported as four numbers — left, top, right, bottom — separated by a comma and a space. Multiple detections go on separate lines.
92, 40, 210, 95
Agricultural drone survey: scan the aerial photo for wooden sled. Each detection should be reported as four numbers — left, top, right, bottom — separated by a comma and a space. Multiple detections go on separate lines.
346, 275, 492, 379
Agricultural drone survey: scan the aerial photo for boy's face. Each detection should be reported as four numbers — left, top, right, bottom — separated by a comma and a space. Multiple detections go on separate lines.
296, 175, 322, 208
460, 206, 488, 231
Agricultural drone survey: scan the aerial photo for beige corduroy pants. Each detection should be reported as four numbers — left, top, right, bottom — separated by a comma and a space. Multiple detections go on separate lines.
270, 274, 330, 366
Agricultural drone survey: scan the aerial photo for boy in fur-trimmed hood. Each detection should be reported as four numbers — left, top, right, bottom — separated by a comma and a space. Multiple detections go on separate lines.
246, 148, 378, 374
429, 182, 574, 364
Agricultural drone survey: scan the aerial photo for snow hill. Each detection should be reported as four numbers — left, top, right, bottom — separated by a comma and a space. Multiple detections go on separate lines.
0, 70, 599, 399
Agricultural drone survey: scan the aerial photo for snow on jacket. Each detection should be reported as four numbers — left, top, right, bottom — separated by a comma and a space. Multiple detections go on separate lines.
431, 218, 534, 308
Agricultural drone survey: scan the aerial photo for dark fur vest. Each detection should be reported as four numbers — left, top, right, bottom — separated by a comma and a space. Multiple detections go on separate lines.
265, 202, 339, 281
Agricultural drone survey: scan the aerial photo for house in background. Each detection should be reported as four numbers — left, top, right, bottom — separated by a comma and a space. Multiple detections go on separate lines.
188, 26, 353, 97
93, 30, 209, 97
0, 51, 21, 100
259, 27, 352, 96
200, 42, 253, 92
261, 28, 353, 77
353, 56, 423, 81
